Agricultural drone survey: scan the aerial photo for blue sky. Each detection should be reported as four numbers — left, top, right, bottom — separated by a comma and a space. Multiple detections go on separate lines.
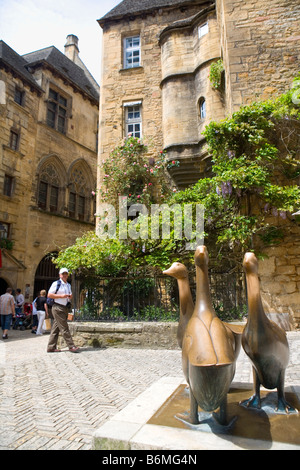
0, 0, 121, 83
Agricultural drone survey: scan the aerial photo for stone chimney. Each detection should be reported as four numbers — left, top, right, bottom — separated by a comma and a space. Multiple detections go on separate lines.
64, 34, 79, 62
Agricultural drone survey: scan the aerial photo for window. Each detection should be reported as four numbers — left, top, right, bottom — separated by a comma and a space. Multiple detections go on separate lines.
68, 191, 76, 218
49, 185, 59, 212
10, 130, 19, 151
199, 98, 206, 120
0, 222, 10, 239
38, 181, 48, 210
124, 36, 141, 69
68, 189, 86, 221
3, 175, 14, 197
124, 103, 142, 138
198, 22, 209, 39
68, 167, 88, 221
46, 88, 68, 134
38, 163, 60, 212
14, 87, 24, 106
78, 195, 85, 221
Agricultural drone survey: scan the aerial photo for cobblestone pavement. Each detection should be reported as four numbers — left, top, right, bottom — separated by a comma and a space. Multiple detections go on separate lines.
0, 329, 299, 450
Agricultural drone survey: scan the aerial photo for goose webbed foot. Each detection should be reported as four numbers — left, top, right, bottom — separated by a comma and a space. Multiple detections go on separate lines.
276, 396, 298, 414
240, 393, 261, 409
175, 411, 200, 425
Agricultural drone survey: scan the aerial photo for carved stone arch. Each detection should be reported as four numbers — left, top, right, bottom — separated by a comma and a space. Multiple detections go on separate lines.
37, 154, 68, 183
68, 158, 95, 194
36, 154, 68, 213
67, 159, 95, 222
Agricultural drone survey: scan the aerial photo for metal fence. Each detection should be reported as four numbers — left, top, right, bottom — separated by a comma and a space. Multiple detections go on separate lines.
74, 270, 246, 322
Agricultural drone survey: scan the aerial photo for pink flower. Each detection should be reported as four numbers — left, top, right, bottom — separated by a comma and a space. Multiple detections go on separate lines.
91, 191, 96, 196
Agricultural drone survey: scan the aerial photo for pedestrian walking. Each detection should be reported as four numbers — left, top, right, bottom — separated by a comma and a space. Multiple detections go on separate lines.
0, 287, 15, 339
31, 293, 39, 334
35, 290, 48, 335
15, 288, 24, 315
47, 268, 79, 353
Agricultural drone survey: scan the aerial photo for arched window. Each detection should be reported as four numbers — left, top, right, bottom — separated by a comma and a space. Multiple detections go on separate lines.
198, 97, 206, 120
68, 165, 90, 221
38, 162, 60, 212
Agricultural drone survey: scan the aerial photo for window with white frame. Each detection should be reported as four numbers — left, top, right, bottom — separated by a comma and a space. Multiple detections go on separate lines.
124, 36, 141, 69
199, 97, 206, 120
124, 102, 142, 138
198, 22, 209, 39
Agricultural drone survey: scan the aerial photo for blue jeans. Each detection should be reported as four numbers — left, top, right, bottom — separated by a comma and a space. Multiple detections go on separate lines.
1, 314, 13, 331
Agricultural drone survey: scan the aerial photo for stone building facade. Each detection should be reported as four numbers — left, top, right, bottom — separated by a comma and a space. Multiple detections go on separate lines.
0, 36, 99, 302
98, 0, 300, 326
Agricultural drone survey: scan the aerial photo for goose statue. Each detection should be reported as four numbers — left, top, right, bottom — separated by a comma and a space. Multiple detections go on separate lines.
241, 252, 297, 413
181, 246, 239, 425
163, 261, 243, 353
163, 262, 194, 348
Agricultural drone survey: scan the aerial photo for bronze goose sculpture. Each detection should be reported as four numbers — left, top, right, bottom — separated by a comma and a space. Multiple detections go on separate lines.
163, 262, 194, 348
182, 246, 238, 425
163, 262, 243, 352
241, 252, 297, 413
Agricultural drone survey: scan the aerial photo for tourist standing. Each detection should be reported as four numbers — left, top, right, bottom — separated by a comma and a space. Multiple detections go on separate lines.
0, 288, 15, 339
31, 293, 39, 334
35, 290, 48, 336
47, 268, 79, 353
15, 288, 24, 315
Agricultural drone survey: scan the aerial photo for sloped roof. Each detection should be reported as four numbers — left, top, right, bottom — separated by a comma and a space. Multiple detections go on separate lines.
99, 0, 210, 24
0, 40, 42, 91
23, 46, 99, 102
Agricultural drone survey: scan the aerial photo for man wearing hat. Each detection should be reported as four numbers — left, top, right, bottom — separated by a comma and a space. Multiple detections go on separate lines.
47, 268, 79, 353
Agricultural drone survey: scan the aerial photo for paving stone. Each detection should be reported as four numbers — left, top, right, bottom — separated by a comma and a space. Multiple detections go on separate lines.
0, 328, 299, 450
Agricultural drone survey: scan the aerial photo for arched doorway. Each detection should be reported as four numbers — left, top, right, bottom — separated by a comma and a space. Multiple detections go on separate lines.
34, 252, 59, 296
0, 278, 9, 295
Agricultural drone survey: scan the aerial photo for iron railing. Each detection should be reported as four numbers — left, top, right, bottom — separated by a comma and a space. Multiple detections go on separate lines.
74, 270, 246, 322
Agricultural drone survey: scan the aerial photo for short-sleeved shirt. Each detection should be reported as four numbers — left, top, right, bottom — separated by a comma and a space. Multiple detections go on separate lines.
36, 296, 47, 312
0, 293, 15, 315
16, 293, 24, 307
48, 280, 72, 306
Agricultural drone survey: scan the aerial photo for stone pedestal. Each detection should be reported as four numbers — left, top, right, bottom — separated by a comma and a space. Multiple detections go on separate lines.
92, 377, 300, 451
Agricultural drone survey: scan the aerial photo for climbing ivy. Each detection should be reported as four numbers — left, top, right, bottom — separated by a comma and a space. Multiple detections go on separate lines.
209, 59, 224, 90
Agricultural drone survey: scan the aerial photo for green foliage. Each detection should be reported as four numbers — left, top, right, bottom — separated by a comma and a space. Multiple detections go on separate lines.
172, 75, 300, 261
209, 59, 224, 90
0, 238, 14, 250
55, 74, 300, 273
97, 134, 176, 208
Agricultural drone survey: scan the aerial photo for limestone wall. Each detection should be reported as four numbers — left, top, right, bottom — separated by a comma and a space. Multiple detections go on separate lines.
98, 4, 204, 170
217, 0, 300, 114
60, 322, 180, 350
259, 232, 300, 329
0, 62, 98, 299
